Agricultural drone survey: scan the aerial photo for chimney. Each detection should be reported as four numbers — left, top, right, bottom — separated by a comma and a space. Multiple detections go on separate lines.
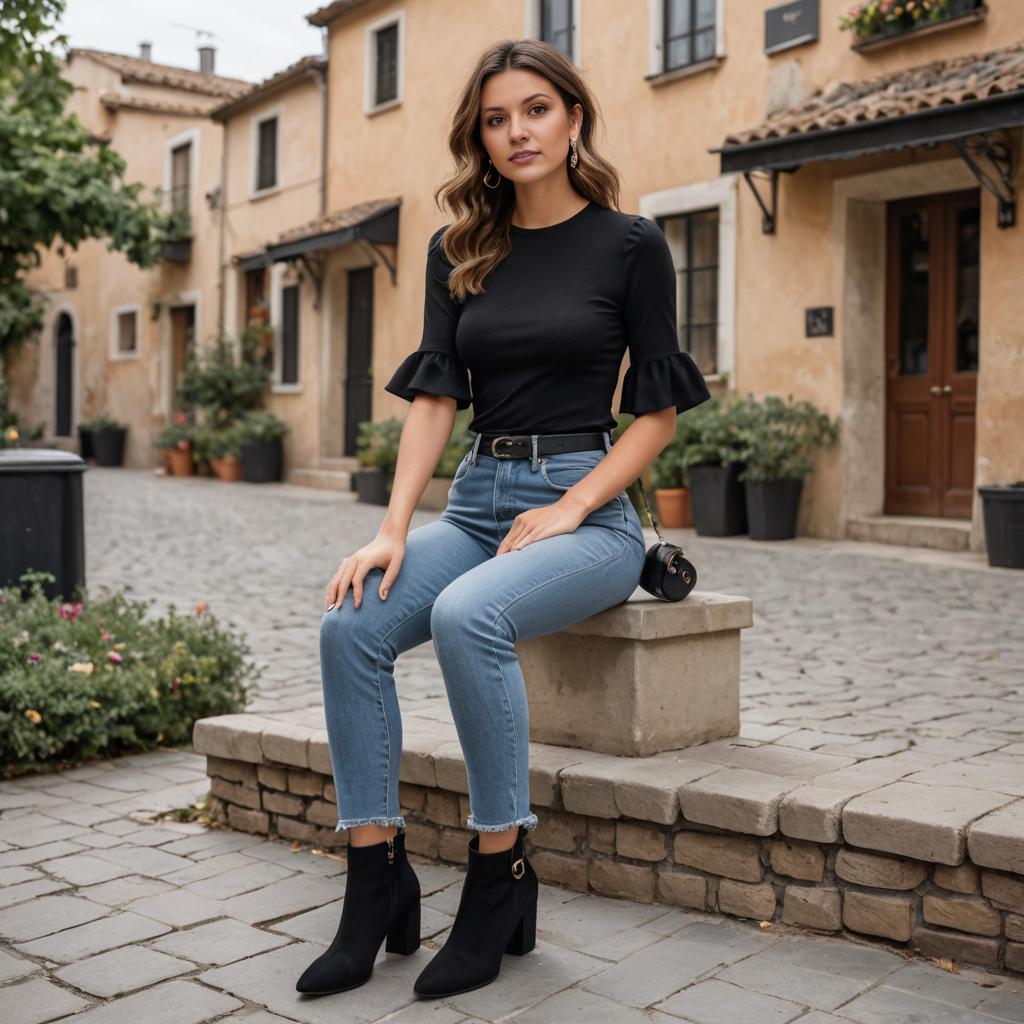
198, 45, 215, 74
139, 41, 152, 61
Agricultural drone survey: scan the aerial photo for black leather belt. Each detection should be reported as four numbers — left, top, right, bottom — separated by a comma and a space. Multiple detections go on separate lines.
475, 431, 608, 459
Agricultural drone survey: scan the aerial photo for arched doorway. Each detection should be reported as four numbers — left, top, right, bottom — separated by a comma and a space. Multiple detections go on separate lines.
55, 312, 74, 436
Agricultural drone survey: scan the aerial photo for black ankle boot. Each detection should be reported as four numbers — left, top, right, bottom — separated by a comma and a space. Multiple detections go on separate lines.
413, 824, 538, 998
295, 827, 420, 995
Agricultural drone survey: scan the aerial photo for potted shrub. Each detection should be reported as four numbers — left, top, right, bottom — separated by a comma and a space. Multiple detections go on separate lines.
736, 394, 840, 541
153, 413, 196, 477
354, 417, 403, 505
208, 424, 243, 482
418, 411, 475, 510
77, 415, 102, 460
680, 396, 754, 537
650, 443, 692, 528
87, 415, 128, 467
978, 481, 1024, 569
236, 411, 289, 483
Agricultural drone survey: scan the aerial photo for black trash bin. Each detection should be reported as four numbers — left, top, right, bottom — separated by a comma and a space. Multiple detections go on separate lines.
0, 449, 86, 602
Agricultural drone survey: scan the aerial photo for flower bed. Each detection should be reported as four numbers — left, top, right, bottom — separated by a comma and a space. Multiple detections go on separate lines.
0, 570, 262, 778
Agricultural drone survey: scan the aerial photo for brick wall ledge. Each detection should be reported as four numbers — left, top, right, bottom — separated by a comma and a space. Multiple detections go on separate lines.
193, 713, 1024, 977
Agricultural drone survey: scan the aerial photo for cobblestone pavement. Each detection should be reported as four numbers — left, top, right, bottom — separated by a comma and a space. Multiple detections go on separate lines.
2, 752, 1024, 1024
0, 467, 1021, 1023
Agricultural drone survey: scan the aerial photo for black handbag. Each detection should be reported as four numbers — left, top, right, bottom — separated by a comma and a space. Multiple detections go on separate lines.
627, 478, 698, 601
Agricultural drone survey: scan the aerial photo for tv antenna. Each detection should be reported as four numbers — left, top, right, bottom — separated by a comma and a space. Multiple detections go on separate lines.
171, 24, 217, 46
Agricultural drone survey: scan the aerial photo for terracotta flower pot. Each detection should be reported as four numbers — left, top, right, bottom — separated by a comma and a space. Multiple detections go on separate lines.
166, 446, 194, 477
654, 487, 694, 528
211, 455, 243, 482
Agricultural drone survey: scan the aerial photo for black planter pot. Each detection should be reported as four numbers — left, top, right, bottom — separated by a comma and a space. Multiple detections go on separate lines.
745, 478, 804, 541
78, 426, 94, 460
689, 463, 748, 536
240, 439, 283, 483
354, 467, 392, 505
92, 427, 126, 467
979, 485, 1024, 569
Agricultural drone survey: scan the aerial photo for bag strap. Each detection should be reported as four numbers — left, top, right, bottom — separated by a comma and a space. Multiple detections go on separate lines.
627, 477, 667, 545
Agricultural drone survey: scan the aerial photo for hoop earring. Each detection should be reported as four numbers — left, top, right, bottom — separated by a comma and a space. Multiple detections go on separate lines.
569, 136, 578, 169
483, 158, 501, 189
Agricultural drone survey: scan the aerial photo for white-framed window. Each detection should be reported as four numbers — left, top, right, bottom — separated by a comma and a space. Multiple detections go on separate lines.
524, 0, 581, 63
638, 175, 738, 381
364, 10, 404, 115
109, 303, 141, 360
648, 0, 726, 80
251, 108, 280, 197
270, 265, 302, 391
163, 127, 199, 234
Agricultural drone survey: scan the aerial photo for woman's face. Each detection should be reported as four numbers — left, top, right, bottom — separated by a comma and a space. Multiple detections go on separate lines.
478, 68, 581, 184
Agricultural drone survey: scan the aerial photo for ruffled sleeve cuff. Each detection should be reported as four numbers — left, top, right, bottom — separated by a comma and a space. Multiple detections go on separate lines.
618, 350, 711, 416
383, 349, 472, 410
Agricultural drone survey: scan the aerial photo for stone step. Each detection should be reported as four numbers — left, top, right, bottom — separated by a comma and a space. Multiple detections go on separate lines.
288, 467, 353, 492
847, 514, 971, 552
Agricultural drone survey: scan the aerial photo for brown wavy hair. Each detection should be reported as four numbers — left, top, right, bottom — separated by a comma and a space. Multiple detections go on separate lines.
433, 38, 623, 302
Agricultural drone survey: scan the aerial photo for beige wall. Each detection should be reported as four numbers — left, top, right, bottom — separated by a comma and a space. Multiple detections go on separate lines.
319, 0, 1022, 545
15, 53, 226, 468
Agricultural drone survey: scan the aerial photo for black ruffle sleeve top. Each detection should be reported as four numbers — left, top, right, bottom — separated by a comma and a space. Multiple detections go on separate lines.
383, 199, 710, 435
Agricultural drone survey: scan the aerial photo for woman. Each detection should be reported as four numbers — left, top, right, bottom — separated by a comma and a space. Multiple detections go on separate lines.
297, 37, 709, 1001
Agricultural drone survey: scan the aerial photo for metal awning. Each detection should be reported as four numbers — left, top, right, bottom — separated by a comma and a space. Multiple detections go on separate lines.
710, 39, 1024, 232
266, 199, 400, 263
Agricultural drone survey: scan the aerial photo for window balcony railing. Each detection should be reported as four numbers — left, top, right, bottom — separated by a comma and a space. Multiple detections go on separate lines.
842, 0, 986, 53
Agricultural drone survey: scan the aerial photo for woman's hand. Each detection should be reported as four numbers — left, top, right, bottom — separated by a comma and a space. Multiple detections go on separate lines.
325, 532, 406, 610
495, 496, 588, 556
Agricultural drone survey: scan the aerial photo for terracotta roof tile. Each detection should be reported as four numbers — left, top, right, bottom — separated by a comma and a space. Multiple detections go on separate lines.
69, 47, 252, 99
210, 55, 327, 121
306, 0, 375, 28
723, 38, 1024, 147
98, 91, 214, 117
271, 196, 402, 248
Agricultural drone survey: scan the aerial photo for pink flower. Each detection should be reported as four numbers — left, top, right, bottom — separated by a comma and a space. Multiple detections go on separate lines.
29, 653, 42, 665
59, 601, 83, 621
101, 631, 112, 641
173, 412, 188, 425
107, 651, 123, 665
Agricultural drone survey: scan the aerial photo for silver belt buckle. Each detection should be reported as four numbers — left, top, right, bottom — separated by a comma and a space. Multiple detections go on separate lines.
490, 435, 519, 458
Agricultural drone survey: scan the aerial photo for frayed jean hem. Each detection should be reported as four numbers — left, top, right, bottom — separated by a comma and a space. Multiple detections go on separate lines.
466, 811, 538, 833
335, 815, 407, 832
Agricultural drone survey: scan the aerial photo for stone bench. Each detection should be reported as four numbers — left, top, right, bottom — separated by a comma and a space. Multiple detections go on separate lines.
519, 590, 751, 755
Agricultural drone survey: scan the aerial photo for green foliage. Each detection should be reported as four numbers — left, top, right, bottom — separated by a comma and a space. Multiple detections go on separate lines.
0, 569, 260, 778
839, 0, 950, 36
678, 396, 757, 470
356, 416, 403, 470
235, 410, 289, 444
152, 418, 196, 452
0, 371, 44, 447
174, 330, 271, 432
734, 394, 840, 482
79, 415, 125, 432
0, 0, 173, 351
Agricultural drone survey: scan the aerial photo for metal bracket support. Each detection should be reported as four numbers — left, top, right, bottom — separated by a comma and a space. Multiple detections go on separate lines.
741, 167, 798, 234
955, 134, 1016, 229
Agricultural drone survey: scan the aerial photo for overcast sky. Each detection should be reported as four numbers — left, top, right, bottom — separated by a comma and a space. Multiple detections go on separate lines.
59, 0, 326, 84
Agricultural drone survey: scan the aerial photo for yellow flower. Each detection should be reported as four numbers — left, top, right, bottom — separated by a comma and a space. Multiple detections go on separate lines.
70, 662, 95, 675
150, 687, 159, 700
89, 700, 102, 709
24, 709, 42, 724
5, 427, 18, 442
114, 642, 126, 651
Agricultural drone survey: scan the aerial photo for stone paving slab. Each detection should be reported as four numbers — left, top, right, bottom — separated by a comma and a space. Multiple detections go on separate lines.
3, 748, 1024, 1022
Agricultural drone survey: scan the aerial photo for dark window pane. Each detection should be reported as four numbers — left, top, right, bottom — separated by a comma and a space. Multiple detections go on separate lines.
691, 267, 717, 325
171, 142, 191, 231
689, 325, 717, 376
955, 205, 980, 374
257, 118, 277, 191
281, 285, 300, 385
668, 0, 691, 34
694, 28, 716, 62
375, 24, 398, 104
898, 209, 930, 377
696, 0, 716, 29
541, 0, 573, 58
667, 35, 691, 69
691, 210, 718, 267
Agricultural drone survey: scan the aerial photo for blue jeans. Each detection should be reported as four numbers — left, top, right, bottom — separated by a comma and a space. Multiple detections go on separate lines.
319, 430, 646, 833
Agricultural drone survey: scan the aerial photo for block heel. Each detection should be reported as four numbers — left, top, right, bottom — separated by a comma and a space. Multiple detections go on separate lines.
505, 898, 536, 955
385, 897, 420, 954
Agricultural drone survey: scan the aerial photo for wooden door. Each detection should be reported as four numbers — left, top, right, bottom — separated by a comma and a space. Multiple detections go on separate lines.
55, 312, 74, 436
170, 305, 195, 406
884, 189, 979, 518
344, 267, 374, 457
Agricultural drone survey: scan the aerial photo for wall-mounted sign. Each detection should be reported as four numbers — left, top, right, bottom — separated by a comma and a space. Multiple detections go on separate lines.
806, 307, 833, 337
765, 0, 819, 55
